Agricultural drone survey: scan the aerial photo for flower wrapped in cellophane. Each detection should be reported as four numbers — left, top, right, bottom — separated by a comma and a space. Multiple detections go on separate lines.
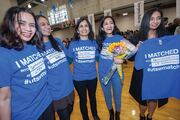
102, 39, 137, 85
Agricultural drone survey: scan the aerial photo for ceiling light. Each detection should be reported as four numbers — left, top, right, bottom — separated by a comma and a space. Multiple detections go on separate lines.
28, 3, 32, 8
41, 0, 45, 2
122, 12, 128, 16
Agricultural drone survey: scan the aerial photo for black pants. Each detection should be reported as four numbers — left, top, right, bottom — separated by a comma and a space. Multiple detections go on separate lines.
73, 78, 98, 120
38, 103, 55, 120
54, 91, 74, 120
57, 104, 74, 120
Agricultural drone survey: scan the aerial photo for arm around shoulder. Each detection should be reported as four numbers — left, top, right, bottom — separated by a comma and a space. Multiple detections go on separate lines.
0, 86, 11, 120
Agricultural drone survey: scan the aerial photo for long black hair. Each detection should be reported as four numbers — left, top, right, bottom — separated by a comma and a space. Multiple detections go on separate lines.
73, 17, 94, 41
36, 15, 61, 52
0, 6, 44, 51
96, 16, 121, 52
136, 7, 166, 42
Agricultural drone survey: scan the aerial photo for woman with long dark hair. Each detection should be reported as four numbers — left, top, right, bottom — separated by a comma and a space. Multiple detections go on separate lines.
97, 16, 124, 120
129, 8, 168, 120
36, 15, 74, 120
67, 17, 100, 120
0, 6, 54, 120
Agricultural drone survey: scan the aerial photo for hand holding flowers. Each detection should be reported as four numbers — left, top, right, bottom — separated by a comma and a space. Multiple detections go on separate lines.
113, 57, 124, 64
102, 39, 136, 85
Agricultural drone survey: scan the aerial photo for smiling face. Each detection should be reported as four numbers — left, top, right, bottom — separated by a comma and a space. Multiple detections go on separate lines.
149, 11, 161, 30
102, 17, 115, 36
14, 12, 36, 42
78, 20, 90, 39
38, 17, 51, 38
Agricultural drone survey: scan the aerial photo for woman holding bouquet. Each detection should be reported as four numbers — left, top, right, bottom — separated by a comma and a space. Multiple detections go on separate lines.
97, 16, 124, 120
67, 17, 100, 120
36, 15, 74, 120
129, 8, 168, 120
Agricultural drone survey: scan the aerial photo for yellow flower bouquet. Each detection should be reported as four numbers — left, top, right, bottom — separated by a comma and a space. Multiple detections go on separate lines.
102, 39, 137, 85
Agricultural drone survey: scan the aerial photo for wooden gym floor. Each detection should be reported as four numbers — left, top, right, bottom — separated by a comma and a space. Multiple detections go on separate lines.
55, 61, 180, 120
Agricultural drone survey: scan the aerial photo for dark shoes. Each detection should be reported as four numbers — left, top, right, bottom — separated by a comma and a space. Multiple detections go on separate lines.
93, 115, 100, 120
140, 114, 146, 120
109, 109, 114, 120
146, 114, 152, 120
108, 109, 120, 120
115, 111, 120, 120
140, 114, 152, 120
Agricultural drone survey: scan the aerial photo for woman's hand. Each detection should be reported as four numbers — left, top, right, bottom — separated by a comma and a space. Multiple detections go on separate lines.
113, 57, 124, 64
134, 41, 143, 52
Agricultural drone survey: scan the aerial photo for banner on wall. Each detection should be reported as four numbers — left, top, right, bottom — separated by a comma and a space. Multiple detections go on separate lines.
177, 0, 180, 17
134, 1, 144, 27
104, 9, 112, 16
88, 14, 95, 33
75, 17, 80, 25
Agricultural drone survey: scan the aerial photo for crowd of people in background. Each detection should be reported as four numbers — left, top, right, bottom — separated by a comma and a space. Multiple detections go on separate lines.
63, 16, 180, 46
0, 4, 179, 120
165, 17, 180, 35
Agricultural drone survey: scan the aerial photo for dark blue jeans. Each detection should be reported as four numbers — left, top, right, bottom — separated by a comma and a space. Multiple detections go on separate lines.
100, 73, 122, 112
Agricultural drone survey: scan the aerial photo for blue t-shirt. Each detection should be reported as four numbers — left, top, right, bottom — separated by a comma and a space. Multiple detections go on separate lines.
0, 45, 52, 120
98, 35, 124, 82
43, 38, 74, 100
67, 39, 99, 81
135, 35, 180, 100
0, 48, 11, 87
